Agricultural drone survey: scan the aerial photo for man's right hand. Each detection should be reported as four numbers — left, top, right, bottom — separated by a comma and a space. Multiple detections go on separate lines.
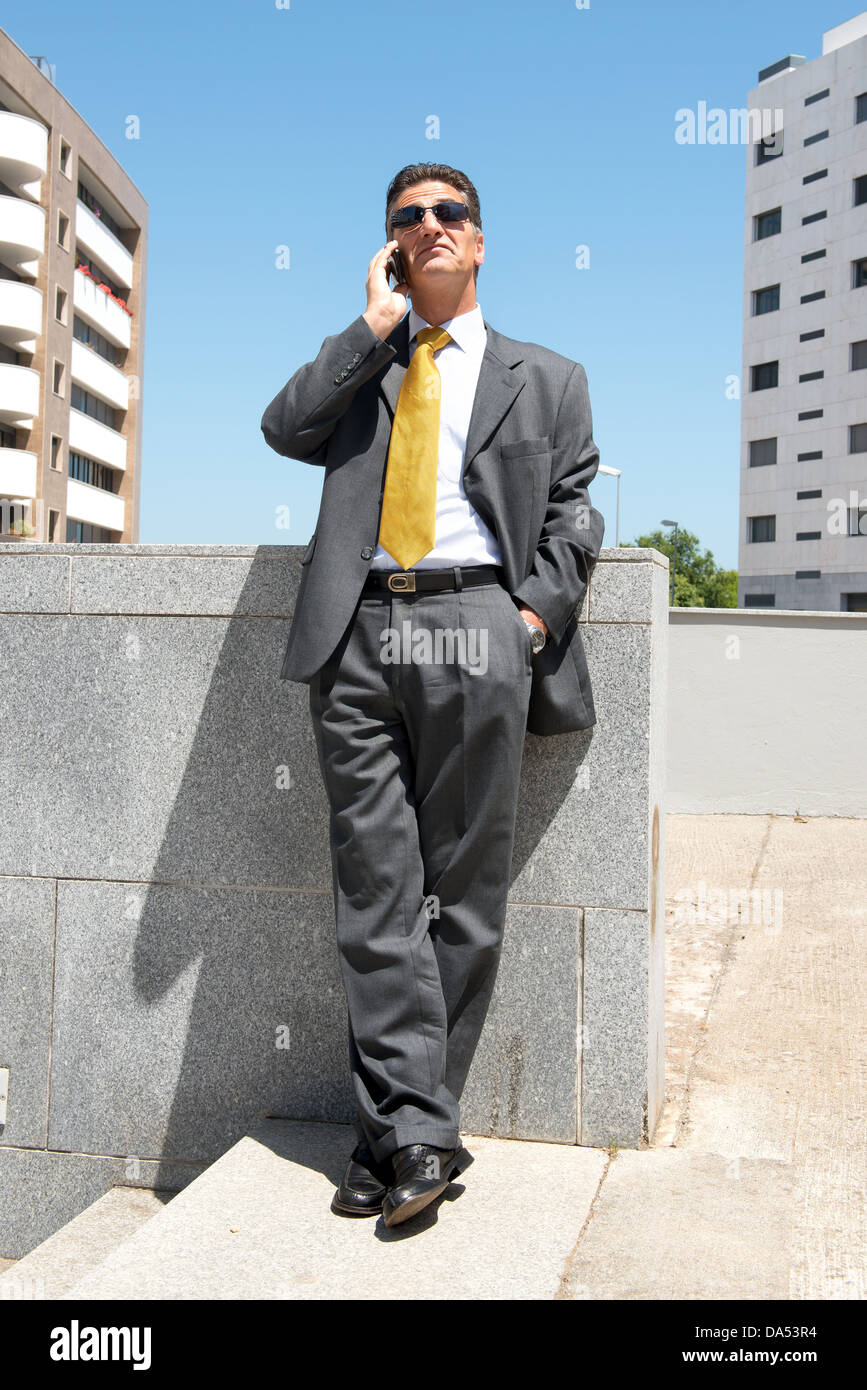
362, 240, 408, 341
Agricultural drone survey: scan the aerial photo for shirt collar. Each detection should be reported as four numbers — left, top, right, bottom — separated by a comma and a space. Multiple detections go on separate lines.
408, 301, 485, 354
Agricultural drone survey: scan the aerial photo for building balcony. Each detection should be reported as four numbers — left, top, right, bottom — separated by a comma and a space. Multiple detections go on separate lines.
0, 194, 45, 275
70, 340, 129, 411
0, 362, 39, 426
73, 267, 131, 351
66, 476, 125, 533
0, 446, 37, 498
0, 110, 48, 196
68, 407, 127, 472
0, 280, 43, 353
75, 199, 134, 292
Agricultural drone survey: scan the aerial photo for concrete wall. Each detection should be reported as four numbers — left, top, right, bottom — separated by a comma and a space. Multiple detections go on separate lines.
0, 542, 667, 1258
667, 607, 867, 816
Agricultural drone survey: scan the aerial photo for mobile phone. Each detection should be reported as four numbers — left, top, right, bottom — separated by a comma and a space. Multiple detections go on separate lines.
386, 247, 406, 286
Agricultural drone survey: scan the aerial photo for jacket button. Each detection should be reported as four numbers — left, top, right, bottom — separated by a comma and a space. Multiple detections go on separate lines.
361, 546, 374, 560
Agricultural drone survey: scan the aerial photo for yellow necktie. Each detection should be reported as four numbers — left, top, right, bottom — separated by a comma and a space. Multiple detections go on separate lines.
377, 325, 452, 570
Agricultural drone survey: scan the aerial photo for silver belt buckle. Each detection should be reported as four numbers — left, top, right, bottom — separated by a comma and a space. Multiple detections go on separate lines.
387, 571, 416, 592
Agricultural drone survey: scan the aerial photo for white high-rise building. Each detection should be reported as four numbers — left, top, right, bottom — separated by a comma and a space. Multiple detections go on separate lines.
0, 25, 147, 544
739, 12, 867, 611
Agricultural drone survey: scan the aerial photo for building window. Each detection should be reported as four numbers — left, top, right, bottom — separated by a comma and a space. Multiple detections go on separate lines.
70, 383, 117, 429
68, 450, 117, 491
749, 515, 776, 543
55, 287, 67, 323
847, 505, 867, 536
803, 169, 828, 184
799, 409, 823, 420
855, 175, 867, 207
59, 139, 71, 177
77, 180, 124, 241
796, 531, 822, 540
48, 509, 60, 541
800, 329, 824, 342
801, 249, 826, 263
801, 290, 825, 303
50, 435, 62, 470
803, 130, 829, 146
72, 315, 121, 366
797, 451, 823, 461
751, 361, 778, 391
851, 340, 867, 370
795, 570, 821, 579
843, 593, 867, 611
753, 284, 780, 314
802, 210, 827, 225
749, 438, 777, 467
1, 498, 34, 537
53, 360, 65, 396
74, 251, 125, 301
66, 519, 115, 544
853, 258, 867, 289
856, 93, 867, 124
744, 594, 775, 607
799, 370, 824, 382
797, 489, 822, 499
754, 207, 781, 239
0, 424, 16, 449
805, 89, 830, 106
849, 423, 867, 453
57, 210, 69, 250
756, 131, 783, 164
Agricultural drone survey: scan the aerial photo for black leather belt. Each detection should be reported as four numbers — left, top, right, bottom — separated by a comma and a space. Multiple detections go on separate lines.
362, 564, 504, 595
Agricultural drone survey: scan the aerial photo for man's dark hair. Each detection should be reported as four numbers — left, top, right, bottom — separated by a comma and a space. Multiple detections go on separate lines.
385, 163, 482, 284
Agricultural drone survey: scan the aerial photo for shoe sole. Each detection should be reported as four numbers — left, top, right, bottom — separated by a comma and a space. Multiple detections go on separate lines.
330, 1194, 384, 1217
382, 1146, 474, 1228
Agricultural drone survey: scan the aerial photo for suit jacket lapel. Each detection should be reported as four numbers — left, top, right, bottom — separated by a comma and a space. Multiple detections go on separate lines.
377, 315, 527, 478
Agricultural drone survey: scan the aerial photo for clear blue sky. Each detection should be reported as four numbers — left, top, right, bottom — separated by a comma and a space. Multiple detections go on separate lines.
5, 0, 857, 567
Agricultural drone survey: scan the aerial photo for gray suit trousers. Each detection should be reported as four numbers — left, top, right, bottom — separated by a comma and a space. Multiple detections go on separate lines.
308, 573, 534, 1164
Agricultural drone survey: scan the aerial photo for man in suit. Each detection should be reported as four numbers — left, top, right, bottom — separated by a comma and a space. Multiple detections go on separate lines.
261, 162, 604, 1227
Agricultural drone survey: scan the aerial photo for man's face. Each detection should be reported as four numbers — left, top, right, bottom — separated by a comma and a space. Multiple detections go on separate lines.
389, 180, 484, 289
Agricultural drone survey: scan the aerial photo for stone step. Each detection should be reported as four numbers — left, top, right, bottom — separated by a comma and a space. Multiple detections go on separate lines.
50, 1119, 605, 1300
0, 1186, 171, 1300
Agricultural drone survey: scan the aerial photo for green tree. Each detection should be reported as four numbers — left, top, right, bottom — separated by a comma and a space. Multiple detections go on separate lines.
622, 528, 737, 608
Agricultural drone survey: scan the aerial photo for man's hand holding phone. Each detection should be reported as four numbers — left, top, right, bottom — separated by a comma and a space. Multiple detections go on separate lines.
362, 240, 409, 341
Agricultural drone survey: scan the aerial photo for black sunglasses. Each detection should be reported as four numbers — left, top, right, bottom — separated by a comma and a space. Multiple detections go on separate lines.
390, 200, 470, 229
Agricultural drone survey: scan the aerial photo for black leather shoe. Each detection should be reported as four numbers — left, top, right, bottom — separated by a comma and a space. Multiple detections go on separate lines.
382, 1143, 474, 1227
331, 1141, 392, 1217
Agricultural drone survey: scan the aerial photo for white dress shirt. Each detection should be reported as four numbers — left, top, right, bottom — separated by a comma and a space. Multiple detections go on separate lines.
370, 301, 503, 570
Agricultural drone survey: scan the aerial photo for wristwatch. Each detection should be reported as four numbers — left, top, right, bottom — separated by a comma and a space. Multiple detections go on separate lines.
525, 622, 547, 655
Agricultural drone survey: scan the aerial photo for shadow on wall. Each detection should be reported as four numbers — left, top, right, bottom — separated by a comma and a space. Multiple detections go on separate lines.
0, 547, 594, 1193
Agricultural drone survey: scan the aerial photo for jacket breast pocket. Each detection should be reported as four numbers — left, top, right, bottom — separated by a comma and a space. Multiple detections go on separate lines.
500, 436, 550, 460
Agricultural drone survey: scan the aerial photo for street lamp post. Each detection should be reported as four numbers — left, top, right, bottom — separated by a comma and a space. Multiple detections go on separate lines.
599, 465, 622, 546
661, 519, 678, 606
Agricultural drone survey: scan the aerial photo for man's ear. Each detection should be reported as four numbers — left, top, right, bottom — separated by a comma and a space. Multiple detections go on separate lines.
474, 231, 485, 268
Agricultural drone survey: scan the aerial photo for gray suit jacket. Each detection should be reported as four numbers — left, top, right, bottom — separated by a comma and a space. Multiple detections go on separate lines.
260, 311, 605, 735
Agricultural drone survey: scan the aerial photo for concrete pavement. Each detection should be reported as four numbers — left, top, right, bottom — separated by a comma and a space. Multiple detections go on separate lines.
1, 813, 864, 1299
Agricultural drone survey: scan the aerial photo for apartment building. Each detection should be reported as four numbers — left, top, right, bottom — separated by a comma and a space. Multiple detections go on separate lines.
739, 11, 867, 611
0, 25, 146, 544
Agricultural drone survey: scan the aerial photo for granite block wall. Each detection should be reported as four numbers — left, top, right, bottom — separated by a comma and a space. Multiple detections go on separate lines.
0, 543, 667, 1256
